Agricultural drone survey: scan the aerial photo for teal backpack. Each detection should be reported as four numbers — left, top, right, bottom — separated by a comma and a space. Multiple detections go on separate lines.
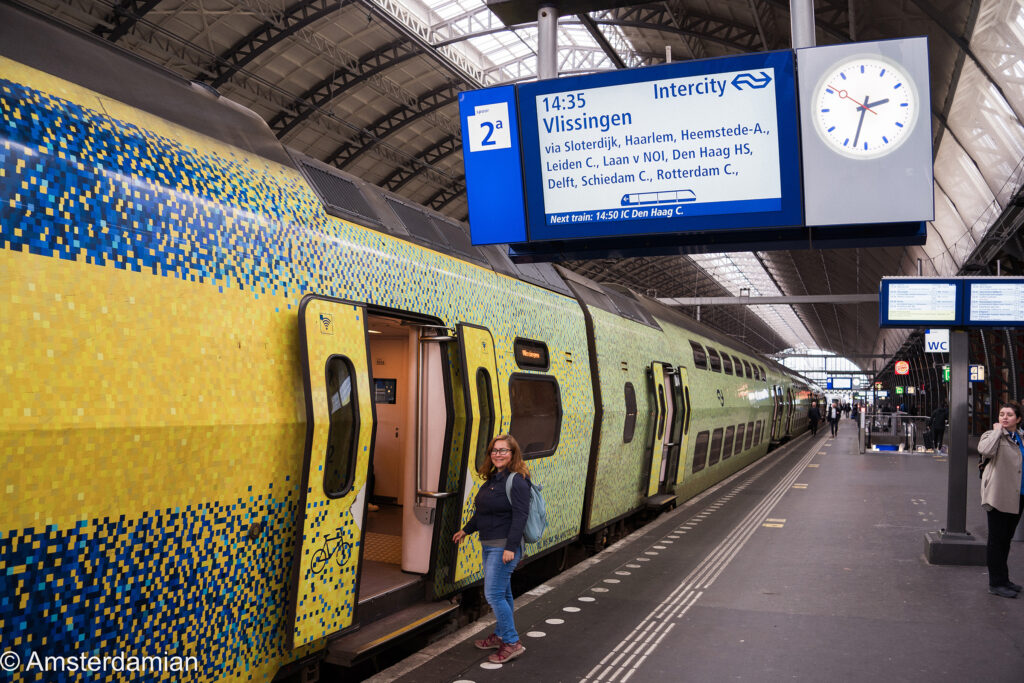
505, 472, 548, 544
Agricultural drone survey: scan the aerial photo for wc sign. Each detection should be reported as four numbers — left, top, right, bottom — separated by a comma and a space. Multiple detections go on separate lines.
925, 329, 949, 353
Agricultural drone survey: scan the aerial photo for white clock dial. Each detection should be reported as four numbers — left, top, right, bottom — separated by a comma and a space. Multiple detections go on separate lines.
812, 56, 918, 159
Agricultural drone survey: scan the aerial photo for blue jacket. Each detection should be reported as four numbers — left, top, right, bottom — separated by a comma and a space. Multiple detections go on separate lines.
462, 469, 531, 552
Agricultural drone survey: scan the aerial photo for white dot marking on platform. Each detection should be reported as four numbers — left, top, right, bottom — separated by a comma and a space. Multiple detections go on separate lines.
526, 631, 546, 638
615, 570, 631, 576
591, 587, 609, 593
637, 557, 651, 562
626, 563, 641, 568
653, 545, 666, 549
578, 596, 596, 602
603, 578, 621, 584
645, 551, 659, 556
480, 662, 502, 670
546, 618, 565, 625
563, 606, 581, 612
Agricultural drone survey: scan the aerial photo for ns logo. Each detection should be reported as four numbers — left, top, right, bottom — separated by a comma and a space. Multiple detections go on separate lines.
716, 389, 725, 407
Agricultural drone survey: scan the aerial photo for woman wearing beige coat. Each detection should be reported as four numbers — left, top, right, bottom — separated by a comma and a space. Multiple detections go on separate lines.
978, 402, 1024, 598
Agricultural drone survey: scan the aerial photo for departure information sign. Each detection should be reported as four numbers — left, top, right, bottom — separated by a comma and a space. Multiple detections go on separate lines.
516, 51, 802, 241
879, 278, 963, 327
965, 278, 1024, 326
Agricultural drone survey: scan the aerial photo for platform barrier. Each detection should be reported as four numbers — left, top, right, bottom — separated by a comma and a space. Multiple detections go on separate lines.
862, 412, 937, 453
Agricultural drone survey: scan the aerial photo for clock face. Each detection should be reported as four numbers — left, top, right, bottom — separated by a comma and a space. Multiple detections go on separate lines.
812, 56, 918, 159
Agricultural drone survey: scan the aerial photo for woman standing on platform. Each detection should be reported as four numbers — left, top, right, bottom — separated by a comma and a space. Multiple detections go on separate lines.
452, 434, 531, 662
978, 402, 1024, 598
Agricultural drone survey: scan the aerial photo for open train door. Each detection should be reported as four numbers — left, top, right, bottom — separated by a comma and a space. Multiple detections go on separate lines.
287, 295, 376, 649
770, 386, 782, 442
666, 366, 691, 487
642, 362, 670, 498
450, 323, 503, 584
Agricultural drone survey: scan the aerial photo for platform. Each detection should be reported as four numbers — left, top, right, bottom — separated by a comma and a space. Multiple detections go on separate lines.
372, 417, 1024, 682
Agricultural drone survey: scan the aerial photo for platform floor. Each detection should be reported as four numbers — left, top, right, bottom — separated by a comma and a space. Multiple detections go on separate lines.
373, 418, 1024, 682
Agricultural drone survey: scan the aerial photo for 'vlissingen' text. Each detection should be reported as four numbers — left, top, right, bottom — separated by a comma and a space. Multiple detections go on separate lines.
543, 111, 632, 134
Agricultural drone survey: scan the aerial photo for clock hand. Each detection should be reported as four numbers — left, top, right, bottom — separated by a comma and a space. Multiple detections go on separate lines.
863, 97, 889, 109
827, 85, 878, 114
852, 96, 869, 148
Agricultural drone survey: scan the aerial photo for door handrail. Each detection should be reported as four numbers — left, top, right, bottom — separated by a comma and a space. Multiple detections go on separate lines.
416, 332, 456, 501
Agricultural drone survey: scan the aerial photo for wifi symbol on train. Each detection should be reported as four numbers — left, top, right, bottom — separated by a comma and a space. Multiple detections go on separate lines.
319, 313, 334, 335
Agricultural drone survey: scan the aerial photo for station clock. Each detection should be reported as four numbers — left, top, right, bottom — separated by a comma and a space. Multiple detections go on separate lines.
812, 55, 919, 160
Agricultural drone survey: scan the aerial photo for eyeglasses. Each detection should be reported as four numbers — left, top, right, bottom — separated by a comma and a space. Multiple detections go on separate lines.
490, 448, 512, 455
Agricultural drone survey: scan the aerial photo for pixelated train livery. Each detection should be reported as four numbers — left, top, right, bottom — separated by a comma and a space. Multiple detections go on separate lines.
0, 6, 817, 681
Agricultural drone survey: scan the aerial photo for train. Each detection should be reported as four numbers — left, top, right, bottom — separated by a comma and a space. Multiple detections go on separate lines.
0, 6, 817, 682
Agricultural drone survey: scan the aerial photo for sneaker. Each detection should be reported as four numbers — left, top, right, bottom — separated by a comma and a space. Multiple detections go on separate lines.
989, 585, 1018, 599
488, 641, 525, 663
474, 633, 502, 650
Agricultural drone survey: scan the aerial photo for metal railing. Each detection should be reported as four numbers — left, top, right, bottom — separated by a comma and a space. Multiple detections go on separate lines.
863, 412, 940, 453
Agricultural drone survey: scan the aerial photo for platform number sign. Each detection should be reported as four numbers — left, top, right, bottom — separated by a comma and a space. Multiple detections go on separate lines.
467, 102, 512, 153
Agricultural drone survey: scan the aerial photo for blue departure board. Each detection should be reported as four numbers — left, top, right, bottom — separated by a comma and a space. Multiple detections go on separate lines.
516, 50, 803, 241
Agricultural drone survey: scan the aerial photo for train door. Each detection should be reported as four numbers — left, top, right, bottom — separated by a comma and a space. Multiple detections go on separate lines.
784, 388, 795, 435
360, 315, 452, 593
643, 362, 670, 497
770, 386, 781, 442
288, 296, 376, 648
662, 366, 690, 489
450, 323, 503, 583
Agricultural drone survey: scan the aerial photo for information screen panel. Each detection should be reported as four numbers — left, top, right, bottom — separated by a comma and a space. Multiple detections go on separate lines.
879, 278, 962, 327
516, 50, 802, 241
965, 278, 1024, 326
829, 376, 852, 389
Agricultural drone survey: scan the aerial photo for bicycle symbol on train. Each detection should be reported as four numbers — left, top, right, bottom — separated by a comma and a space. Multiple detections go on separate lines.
311, 527, 352, 575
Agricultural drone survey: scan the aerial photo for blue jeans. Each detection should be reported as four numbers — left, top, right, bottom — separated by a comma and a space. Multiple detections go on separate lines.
481, 545, 522, 644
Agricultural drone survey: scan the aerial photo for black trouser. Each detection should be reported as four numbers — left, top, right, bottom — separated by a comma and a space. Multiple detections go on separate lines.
810, 419, 818, 435
987, 495, 1024, 587
830, 417, 839, 436
931, 427, 945, 448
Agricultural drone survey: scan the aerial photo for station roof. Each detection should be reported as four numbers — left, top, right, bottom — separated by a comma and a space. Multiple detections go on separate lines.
12, 0, 1024, 373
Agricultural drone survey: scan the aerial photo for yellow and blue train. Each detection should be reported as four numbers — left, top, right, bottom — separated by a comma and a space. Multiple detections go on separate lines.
0, 6, 817, 681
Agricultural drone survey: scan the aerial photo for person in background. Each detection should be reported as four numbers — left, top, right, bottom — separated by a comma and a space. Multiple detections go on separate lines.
978, 402, 1024, 598
452, 434, 531, 662
930, 403, 948, 450
808, 401, 821, 436
828, 401, 841, 437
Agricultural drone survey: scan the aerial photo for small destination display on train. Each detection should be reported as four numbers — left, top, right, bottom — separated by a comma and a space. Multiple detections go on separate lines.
514, 338, 549, 370
879, 278, 962, 327
514, 50, 803, 241
965, 278, 1024, 326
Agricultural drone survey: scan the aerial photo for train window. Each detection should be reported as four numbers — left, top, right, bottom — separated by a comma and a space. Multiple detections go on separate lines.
708, 428, 724, 466
722, 425, 735, 460
691, 430, 710, 473
474, 369, 495, 471
324, 356, 359, 497
689, 341, 708, 370
742, 360, 751, 378
759, 366, 766, 381
744, 421, 755, 449
754, 420, 763, 444
721, 354, 733, 375
732, 356, 743, 376
623, 382, 638, 443
734, 424, 746, 455
707, 347, 722, 372
509, 374, 562, 459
